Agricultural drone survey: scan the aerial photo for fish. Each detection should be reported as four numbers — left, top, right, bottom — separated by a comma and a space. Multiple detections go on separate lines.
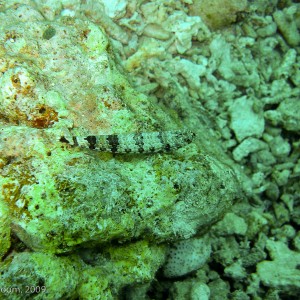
61, 130, 195, 154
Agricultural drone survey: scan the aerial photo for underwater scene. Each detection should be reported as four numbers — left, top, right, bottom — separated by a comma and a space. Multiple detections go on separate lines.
0, 0, 299, 299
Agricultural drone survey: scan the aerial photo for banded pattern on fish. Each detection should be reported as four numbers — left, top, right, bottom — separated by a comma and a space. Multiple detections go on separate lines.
62, 130, 195, 154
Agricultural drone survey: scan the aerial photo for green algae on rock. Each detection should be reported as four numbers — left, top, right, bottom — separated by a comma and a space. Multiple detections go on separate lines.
0, 5, 240, 256
0, 130, 238, 253
0, 199, 10, 260
0, 241, 165, 299
0, 252, 81, 299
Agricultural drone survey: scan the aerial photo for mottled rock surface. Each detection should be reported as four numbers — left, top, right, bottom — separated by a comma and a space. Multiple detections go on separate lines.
257, 240, 300, 292
0, 241, 165, 299
0, 0, 299, 299
0, 4, 239, 256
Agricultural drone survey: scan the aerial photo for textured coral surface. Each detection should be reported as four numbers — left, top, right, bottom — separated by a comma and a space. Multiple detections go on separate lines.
1, 0, 299, 299
0, 2, 241, 299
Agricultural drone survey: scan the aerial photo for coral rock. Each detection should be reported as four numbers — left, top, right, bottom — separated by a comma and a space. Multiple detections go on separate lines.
0, 5, 240, 254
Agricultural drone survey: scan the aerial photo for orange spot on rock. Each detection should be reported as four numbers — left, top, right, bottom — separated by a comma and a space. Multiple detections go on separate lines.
29, 105, 58, 128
